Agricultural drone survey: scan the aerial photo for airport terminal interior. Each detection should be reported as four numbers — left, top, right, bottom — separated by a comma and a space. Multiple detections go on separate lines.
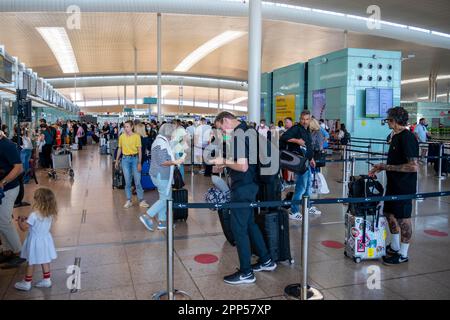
0, 0, 449, 301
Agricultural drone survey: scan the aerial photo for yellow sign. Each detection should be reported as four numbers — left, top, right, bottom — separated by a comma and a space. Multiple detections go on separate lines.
368, 248, 374, 258
275, 95, 296, 124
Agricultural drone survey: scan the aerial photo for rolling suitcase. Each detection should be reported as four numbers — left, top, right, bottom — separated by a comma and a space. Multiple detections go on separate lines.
254, 208, 293, 263
344, 212, 387, 263
100, 144, 108, 155
172, 188, 188, 221
112, 160, 125, 189
427, 143, 440, 165
218, 208, 235, 246
141, 160, 156, 190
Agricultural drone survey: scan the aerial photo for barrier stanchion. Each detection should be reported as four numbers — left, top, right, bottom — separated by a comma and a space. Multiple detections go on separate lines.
437, 143, 445, 180
338, 145, 348, 184
351, 156, 356, 178
367, 144, 372, 172
284, 196, 323, 300
153, 200, 190, 300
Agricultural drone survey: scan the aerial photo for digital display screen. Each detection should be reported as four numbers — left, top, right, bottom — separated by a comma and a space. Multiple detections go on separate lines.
23, 73, 30, 91
0, 55, 13, 83
30, 76, 37, 96
379, 88, 393, 118
365, 88, 380, 118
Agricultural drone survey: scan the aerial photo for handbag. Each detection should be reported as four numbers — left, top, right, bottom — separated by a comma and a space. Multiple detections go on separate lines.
172, 166, 185, 189
280, 150, 308, 174
314, 150, 327, 168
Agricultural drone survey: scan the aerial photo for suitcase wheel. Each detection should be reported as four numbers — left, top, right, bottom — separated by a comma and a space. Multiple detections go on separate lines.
354, 257, 362, 264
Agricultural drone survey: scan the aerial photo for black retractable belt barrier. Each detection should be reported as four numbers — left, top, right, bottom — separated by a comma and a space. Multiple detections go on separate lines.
167, 191, 450, 301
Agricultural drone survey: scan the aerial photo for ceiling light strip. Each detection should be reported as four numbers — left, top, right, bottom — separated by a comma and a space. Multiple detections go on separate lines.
36, 27, 79, 74
174, 31, 247, 72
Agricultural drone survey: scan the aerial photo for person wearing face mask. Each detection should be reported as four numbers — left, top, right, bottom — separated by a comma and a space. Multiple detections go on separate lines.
257, 119, 269, 138
211, 112, 276, 285
413, 118, 431, 160
139, 124, 184, 231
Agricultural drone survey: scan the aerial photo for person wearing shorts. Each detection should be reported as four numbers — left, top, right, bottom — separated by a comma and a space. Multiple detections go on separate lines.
369, 107, 419, 265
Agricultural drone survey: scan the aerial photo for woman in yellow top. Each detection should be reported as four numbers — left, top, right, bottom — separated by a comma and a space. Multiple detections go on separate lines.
115, 121, 149, 209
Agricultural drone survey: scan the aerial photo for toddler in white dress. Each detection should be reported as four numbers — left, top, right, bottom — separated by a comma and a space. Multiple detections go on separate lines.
15, 188, 58, 291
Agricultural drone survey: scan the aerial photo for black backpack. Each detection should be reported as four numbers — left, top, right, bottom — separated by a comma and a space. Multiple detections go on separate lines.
347, 175, 384, 216
341, 131, 351, 145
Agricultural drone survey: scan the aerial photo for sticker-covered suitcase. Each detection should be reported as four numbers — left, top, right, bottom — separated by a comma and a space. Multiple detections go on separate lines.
344, 212, 387, 263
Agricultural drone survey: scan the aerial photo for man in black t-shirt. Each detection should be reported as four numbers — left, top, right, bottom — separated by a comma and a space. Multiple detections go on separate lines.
212, 112, 276, 285
0, 131, 25, 268
369, 107, 419, 265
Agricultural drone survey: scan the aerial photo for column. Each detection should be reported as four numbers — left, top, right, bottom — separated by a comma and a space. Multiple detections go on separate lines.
248, 0, 262, 123
157, 13, 162, 121
134, 47, 138, 109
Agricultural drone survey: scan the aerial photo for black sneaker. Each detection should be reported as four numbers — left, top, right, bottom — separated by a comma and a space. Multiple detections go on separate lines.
382, 253, 408, 266
223, 270, 256, 285
252, 259, 277, 272
1, 256, 26, 269
386, 244, 399, 256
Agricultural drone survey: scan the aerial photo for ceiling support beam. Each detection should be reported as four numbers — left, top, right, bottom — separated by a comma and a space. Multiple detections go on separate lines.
2, 0, 449, 49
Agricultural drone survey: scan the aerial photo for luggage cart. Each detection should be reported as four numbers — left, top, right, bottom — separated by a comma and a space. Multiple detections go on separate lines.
48, 145, 74, 180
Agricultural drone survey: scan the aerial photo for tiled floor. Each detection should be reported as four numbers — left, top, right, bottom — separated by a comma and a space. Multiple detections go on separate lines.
0, 145, 449, 300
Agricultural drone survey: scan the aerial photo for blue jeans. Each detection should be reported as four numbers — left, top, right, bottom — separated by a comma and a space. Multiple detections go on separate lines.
291, 168, 312, 214
20, 149, 32, 182
146, 173, 172, 222
122, 155, 144, 201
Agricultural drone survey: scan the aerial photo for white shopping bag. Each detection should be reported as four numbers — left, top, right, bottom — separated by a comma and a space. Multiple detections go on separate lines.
317, 172, 330, 194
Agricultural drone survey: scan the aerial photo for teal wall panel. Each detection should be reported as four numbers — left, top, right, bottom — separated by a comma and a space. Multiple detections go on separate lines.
272, 63, 305, 122
308, 48, 402, 140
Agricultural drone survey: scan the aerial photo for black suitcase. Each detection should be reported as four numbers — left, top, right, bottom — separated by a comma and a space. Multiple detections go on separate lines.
172, 188, 188, 221
254, 209, 293, 263
427, 143, 440, 165
434, 156, 449, 175
218, 209, 235, 246
112, 160, 125, 189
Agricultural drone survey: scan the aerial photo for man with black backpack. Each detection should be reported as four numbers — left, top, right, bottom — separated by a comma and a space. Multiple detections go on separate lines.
369, 107, 419, 265
212, 111, 276, 285
280, 110, 316, 221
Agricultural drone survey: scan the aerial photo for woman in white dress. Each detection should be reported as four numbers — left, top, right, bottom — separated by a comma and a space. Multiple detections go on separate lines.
15, 188, 58, 291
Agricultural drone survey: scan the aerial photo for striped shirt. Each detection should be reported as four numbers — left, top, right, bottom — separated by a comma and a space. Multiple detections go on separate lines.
150, 145, 171, 180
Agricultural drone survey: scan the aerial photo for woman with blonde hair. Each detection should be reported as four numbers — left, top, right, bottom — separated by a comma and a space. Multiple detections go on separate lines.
139, 123, 184, 231
135, 123, 151, 163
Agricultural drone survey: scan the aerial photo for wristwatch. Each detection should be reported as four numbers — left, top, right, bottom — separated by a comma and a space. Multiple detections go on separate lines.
1, 179, 7, 186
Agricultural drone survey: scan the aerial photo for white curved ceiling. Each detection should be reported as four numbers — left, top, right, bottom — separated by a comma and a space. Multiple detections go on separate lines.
0, 1, 449, 106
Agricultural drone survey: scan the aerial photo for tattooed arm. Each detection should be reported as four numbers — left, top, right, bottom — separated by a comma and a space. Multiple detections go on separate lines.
369, 158, 418, 176
385, 158, 419, 173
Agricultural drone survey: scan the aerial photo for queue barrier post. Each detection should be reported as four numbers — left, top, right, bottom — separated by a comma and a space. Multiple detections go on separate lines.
284, 196, 323, 300
437, 143, 445, 180
351, 156, 356, 177
153, 200, 190, 300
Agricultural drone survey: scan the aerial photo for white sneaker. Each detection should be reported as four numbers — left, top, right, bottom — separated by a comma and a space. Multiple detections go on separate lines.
139, 200, 150, 208
288, 212, 303, 221
309, 207, 322, 215
35, 279, 52, 288
14, 280, 32, 291
123, 200, 133, 209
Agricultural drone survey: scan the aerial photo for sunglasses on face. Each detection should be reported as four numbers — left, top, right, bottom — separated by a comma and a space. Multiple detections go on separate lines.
382, 118, 394, 124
